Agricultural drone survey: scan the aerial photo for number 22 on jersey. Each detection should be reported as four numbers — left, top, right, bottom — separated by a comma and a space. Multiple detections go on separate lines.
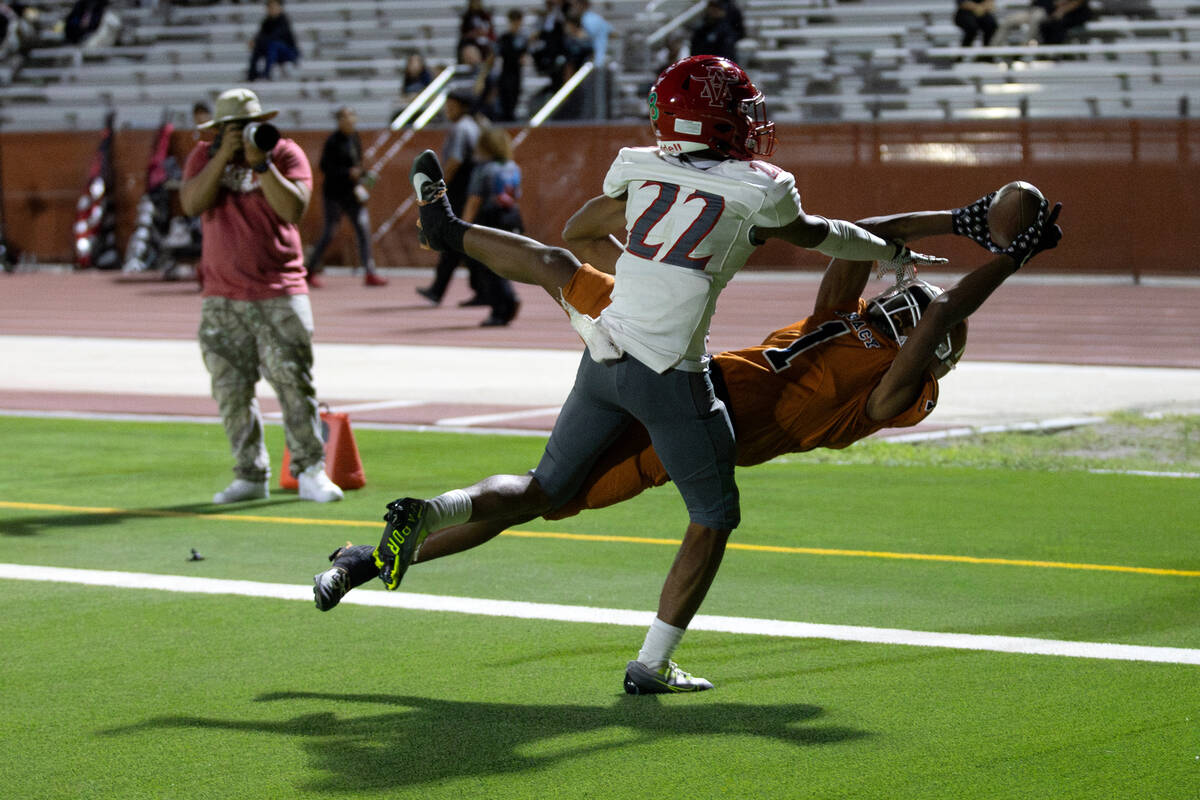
625, 181, 726, 270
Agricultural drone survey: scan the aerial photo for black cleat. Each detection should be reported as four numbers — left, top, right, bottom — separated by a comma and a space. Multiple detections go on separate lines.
373, 498, 431, 591
623, 660, 714, 695
313, 566, 350, 611
410, 149, 446, 203
410, 150, 465, 253
313, 543, 379, 611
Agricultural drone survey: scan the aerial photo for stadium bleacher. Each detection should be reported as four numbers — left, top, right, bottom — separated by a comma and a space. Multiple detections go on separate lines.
0, 0, 1198, 131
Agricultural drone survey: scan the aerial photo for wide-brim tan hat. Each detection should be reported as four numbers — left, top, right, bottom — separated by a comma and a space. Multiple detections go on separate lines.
197, 87, 279, 129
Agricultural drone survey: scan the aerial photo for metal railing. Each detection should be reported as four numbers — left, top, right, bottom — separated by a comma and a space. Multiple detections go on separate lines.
372, 62, 597, 245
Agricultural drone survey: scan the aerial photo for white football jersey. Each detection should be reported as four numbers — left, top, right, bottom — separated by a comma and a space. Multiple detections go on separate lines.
596, 147, 802, 373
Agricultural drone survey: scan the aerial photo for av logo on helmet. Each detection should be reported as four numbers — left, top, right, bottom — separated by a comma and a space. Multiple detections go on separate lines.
699, 65, 735, 108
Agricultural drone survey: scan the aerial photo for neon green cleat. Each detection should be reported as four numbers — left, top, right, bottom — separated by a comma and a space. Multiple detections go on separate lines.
623, 660, 714, 695
373, 498, 430, 591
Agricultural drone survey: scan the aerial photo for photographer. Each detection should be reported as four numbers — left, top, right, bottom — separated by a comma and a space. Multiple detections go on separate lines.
180, 87, 343, 505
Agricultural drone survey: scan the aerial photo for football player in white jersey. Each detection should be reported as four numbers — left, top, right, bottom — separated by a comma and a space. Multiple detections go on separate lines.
373, 56, 947, 695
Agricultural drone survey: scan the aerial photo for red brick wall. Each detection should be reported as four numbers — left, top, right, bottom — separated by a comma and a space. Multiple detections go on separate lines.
2, 119, 1196, 274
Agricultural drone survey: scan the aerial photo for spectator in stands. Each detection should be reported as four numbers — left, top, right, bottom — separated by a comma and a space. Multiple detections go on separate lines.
0, 2, 35, 62
495, 8, 529, 121
455, 41, 489, 91
690, 0, 740, 62
461, 126, 521, 326
572, 0, 610, 118
459, 0, 496, 59
530, 0, 566, 79
552, 13, 593, 117
572, 0, 609, 65
62, 0, 102, 44
992, 1, 1050, 46
450, 40, 496, 115
416, 88, 486, 306
654, 30, 688, 79
247, 0, 299, 82
561, 12, 593, 76
306, 106, 387, 289
954, 0, 998, 47
1, 4, 18, 60
179, 87, 343, 505
720, 0, 745, 42
401, 51, 433, 100
63, 0, 120, 51
1038, 0, 1092, 45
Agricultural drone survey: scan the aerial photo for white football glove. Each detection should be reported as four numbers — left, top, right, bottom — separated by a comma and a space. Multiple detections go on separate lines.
890, 242, 948, 268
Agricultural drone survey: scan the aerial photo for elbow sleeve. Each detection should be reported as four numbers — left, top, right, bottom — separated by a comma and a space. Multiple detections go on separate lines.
813, 217, 897, 262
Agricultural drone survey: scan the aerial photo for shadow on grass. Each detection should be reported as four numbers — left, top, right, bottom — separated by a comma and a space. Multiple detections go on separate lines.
0, 499, 301, 536
102, 690, 869, 791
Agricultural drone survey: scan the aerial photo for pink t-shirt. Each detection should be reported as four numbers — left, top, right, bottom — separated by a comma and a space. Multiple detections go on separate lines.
183, 138, 312, 300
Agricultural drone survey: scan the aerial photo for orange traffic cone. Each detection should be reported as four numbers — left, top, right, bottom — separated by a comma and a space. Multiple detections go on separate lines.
280, 407, 366, 491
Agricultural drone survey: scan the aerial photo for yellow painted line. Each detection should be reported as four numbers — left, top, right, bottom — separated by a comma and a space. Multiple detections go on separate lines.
503, 530, 1200, 578
0, 500, 377, 529
3, 500, 1198, 578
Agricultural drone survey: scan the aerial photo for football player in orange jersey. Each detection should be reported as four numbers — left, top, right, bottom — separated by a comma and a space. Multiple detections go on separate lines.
385, 58, 957, 697
314, 181, 1061, 689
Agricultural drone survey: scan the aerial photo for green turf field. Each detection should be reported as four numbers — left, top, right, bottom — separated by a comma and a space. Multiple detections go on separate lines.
1, 416, 1197, 799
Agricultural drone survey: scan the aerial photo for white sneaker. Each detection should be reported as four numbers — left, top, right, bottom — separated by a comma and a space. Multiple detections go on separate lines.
212, 478, 269, 504
297, 464, 344, 503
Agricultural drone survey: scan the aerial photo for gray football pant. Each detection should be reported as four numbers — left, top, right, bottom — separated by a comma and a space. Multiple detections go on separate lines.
199, 294, 325, 482
533, 353, 740, 531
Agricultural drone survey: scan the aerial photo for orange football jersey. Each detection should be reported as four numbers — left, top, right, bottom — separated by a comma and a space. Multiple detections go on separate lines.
546, 265, 938, 519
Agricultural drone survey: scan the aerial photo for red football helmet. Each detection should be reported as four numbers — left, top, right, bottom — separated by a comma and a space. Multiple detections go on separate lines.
648, 55, 776, 161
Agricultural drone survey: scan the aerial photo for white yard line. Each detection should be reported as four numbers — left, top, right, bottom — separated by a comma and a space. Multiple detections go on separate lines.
882, 416, 1104, 443
436, 406, 563, 427
0, 409, 225, 425
1088, 468, 1200, 479
265, 399, 425, 417
3, 563, 1197, 666
0, 407, 554, 436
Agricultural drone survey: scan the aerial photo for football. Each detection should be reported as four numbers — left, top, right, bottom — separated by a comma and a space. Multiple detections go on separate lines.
987, 181, 1045, 248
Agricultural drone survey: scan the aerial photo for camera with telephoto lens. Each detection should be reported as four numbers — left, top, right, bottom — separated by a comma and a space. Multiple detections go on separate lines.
243, 122, 280, 152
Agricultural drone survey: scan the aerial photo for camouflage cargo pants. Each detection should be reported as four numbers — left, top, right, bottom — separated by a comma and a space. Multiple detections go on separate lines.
199, 294, 325, 482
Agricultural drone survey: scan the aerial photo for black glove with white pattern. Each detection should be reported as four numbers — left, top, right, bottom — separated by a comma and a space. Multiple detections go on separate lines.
951, 191, 1000, 253
1004, 201, 1062, 268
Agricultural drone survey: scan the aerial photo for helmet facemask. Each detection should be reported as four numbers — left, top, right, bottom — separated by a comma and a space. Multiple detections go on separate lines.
739, 92, 776, 158
867, 278, 962, 371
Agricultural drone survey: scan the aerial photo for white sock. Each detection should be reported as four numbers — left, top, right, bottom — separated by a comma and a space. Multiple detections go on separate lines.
637, 617, 686, 672
423, 488, 472, 532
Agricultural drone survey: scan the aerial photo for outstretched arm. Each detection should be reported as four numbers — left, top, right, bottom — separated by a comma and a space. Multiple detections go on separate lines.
562, 193, 627, 274
866, 254, 1015, 421
866, 201, 1062, 420
753, 213, 946, 267
812, 210, 954, 313
855, 210, 952, 243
